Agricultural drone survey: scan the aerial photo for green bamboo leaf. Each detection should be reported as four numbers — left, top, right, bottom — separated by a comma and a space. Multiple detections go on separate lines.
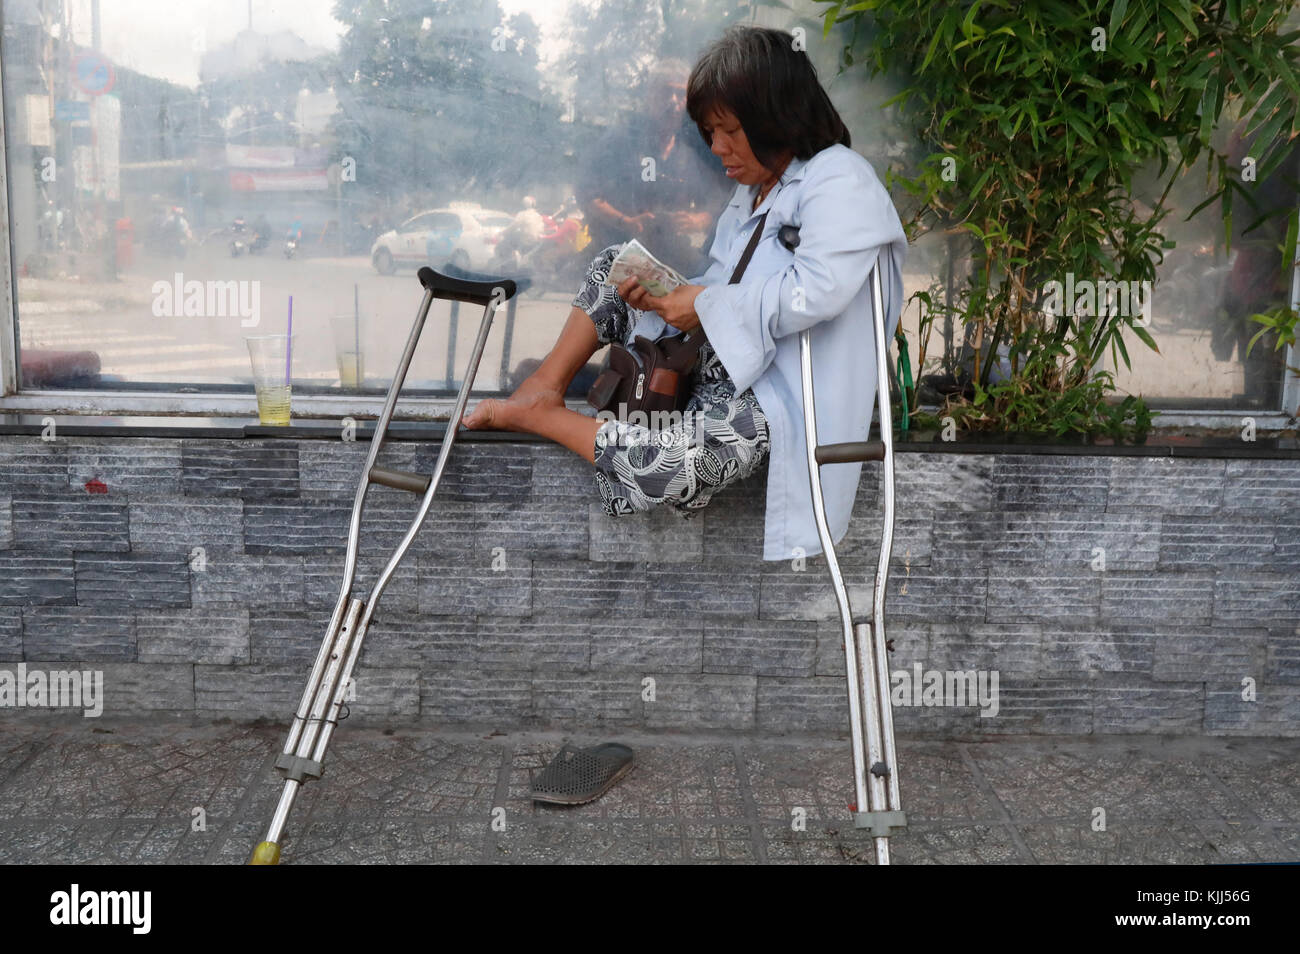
879, 87, 915, 109
1248, 3, 1274, 32
1081, 154, 1108, 188
1222, 183, 1233, 252
938, 105, 964, 132
1198, 74, 1219, 143
1282, 209, 1299, 280
1132, 324, 1160, 353
1009, 105, 1027, 137
1245, 80, 1290, 136
1273, 48, 1300, 97
1245, 325, 1271, 357
1256, 133, 1300, 182
1115, 332, 1132, 371
1140, 83, 1162, 113
1220, 49, 1253, 100
1108, 0, 1130, 37
1246, 106, 1292, 161
1127, 0, 1153, 40
920, 13, 948, 71
969, 166, 995, 198
993, 40, 1010, 72
1224, 37, 1272, 102
1065, 113, 1097, 146
960, 0, 987, 40
1158, 8, 1183, 53
1161, 0, 1199, 36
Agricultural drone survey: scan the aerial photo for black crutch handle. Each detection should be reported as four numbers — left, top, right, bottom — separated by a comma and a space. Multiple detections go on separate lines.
815, 440, 886, 464
418, 265, 516, 306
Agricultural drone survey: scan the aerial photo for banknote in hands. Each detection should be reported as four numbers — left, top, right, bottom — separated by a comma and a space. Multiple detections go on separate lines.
602, 239, 689, 297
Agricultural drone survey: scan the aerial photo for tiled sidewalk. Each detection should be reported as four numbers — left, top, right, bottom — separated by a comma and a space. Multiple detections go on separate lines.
0, 719, 1295, 864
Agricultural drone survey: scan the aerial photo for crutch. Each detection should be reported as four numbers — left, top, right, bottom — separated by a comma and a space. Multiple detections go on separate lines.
249, 266, 516, 865
798, 256, 906, 865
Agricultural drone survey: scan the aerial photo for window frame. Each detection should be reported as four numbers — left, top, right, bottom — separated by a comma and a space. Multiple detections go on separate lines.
0, 48, 1295, 430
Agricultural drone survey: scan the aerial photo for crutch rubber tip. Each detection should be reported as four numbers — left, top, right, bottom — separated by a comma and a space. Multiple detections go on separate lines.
249, 841, 281, 865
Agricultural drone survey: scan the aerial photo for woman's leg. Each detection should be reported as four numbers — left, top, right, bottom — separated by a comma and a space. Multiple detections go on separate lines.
462, 245, 627, 459
460, 309, 603, 460
467, 399, 604, 464
522, 242, 630, 395
592, 390, 771, 515
523, 306, 601, 394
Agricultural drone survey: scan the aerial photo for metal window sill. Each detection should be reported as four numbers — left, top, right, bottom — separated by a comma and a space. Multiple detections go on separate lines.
0, 410, 1295, 457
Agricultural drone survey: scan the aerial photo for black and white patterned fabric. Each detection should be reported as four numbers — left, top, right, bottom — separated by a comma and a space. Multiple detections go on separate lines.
572, 245, 771, 517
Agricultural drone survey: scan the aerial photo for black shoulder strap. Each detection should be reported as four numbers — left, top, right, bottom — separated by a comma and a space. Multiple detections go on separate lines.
728, 210, 770, 285
680, 211, 771, 353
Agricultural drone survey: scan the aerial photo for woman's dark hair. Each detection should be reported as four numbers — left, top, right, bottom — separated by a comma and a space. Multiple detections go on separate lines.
686, 25, 851, 174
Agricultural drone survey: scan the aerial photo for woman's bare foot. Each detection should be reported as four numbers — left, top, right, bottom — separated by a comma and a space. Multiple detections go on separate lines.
511, 376, 566, 411
461, 375, 565, 430
461, 397, 515, 430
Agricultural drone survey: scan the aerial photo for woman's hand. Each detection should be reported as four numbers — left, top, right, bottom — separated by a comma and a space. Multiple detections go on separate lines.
617, 277, 706, 335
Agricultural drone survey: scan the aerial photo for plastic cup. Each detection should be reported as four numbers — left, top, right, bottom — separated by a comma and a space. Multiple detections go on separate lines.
244, 334, 295, 425
328, 313, 366, 389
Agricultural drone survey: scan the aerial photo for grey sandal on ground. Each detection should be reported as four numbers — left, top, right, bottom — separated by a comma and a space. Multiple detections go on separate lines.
530, 743, 636, 805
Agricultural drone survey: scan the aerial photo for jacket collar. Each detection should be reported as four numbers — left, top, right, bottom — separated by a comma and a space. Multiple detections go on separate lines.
727, 153, 811, 215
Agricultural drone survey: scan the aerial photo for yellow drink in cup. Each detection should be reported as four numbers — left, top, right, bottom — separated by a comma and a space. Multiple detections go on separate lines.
329, 313, 366, 390
244, 334, 296, 426
255, 385, 292, 425
336, 350, 364, 389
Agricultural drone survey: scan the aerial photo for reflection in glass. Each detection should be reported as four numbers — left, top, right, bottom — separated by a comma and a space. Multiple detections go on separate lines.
0, 0, 1293, 411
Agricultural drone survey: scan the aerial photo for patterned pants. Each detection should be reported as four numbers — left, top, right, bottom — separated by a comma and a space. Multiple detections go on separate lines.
572, 245, 772, 517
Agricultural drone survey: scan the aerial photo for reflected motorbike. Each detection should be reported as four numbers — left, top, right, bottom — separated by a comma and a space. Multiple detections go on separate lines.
284, 221, 303, 259
229, 216, 249, 257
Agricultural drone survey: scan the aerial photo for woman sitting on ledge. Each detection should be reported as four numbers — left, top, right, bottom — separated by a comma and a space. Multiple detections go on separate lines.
462, 25, 907, 562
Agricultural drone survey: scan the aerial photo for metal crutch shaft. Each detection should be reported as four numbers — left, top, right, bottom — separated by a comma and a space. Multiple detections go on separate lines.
799, 261, 905, 865
251, 268, 515, 865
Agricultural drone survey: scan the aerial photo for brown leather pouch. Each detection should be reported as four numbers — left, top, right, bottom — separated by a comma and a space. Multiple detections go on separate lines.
648, 367, 679, 396
584, 210, 773, 423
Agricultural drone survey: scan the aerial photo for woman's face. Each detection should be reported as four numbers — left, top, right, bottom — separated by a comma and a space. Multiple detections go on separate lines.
703, 106, 784, 187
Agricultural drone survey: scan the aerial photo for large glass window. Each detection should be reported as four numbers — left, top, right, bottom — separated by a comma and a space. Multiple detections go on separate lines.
1, 0, 1296, 413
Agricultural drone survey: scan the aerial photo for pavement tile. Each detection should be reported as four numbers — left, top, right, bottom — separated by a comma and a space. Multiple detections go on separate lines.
0, 721, 1295, 865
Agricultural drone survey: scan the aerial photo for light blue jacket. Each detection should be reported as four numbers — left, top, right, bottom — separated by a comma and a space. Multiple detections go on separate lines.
629, 142, 907, 561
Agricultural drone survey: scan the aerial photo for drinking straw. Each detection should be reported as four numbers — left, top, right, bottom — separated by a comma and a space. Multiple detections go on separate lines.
286, 295, 294, 383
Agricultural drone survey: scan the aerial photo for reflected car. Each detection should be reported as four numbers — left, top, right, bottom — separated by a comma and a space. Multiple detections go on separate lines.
370, 206, 514, 275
